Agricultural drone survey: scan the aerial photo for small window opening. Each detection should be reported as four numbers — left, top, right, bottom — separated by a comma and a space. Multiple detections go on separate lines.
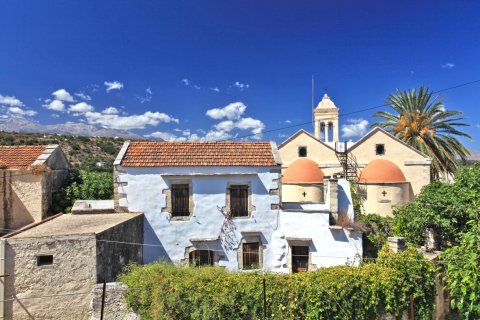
242, 242, 260, 270
375, 144, 385, 155
230, 185, 249, 217
172, 184, 190, 216
189, 250, 214, 266
298, 147, 307, 157
37, 255, 53, 266
291, 246, 309, 273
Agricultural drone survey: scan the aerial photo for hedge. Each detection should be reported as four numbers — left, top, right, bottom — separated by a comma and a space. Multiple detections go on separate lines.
119, 247, 435, 320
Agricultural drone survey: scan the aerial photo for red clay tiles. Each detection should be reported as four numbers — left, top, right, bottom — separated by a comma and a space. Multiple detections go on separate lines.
0, 145, 47, 169
121, 141, 277, 167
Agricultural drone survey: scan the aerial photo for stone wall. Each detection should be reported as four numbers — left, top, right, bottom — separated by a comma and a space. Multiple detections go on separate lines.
90, 283, 139, 320
96, 215, 144, 283
3, 235, 97, 319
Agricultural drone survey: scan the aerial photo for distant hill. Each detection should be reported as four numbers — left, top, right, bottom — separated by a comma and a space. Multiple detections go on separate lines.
467, 149, 480, 162
0, 131, 126, 171
0, 117, 144, 140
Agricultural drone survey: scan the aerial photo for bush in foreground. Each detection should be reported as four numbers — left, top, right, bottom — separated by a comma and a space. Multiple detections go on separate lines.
119, 247, 435, 320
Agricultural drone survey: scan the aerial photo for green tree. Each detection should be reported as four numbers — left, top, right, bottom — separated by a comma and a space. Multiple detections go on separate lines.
441, 221, 480, 319
393, 163, 480, 249
373, 85, 470, 178
52, 169, 114, 212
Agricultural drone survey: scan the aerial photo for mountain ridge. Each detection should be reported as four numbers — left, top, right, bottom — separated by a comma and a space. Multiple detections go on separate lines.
0, 117, 145, 140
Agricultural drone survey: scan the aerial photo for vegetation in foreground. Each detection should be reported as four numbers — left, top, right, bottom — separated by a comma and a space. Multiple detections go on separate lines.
119, 247, 434, 320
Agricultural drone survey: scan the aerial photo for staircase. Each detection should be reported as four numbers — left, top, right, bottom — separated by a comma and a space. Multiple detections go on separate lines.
335, 142, 359, 181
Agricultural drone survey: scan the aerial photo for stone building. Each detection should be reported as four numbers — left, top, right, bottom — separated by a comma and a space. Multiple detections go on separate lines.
279, 94, 431, 216
113, 140, 361, 273
0, 211, 143, 320
0, 145, 69, 231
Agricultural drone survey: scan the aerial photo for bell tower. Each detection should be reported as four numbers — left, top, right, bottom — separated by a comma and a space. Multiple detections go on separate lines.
313, 93, 339, 143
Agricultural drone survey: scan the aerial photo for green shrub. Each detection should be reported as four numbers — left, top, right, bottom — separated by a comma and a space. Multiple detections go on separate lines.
393, 163, 480, 249
119, 247, 435, 320
441, 221, 480, 319
359, 213, 394, 257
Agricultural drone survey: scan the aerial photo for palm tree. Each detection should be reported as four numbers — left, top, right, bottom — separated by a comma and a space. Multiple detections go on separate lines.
373, 85, 470, 179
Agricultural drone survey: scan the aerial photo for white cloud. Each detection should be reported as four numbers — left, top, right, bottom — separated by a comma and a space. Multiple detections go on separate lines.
75, 92, 92, 101
278, 133, 289, 138
181, 78, 201, 90
206, 102, 246, 120
0, 94, 24, 107
104, 81, 124, 92
69, 102, 94, 113
181, 79, 190, 86
283, 120, 292, 124
8, 106, 37, 117
52, 89, 75, 102
85, 111, 179, 130
441, 63, 455, 69
101, 106, 120, 115
236, 117, 265, 135
138, 87, 153, 103
43, 100, 65, 112
209, 87, 220, 92
341, 118, 369, 138
232, 81, 249, 90
214, 120, 235, 132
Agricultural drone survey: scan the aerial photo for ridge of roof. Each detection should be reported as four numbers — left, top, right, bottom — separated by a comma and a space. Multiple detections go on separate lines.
119, 140, 279, 167
278, 129, 335, 151
347, 127, 430, 158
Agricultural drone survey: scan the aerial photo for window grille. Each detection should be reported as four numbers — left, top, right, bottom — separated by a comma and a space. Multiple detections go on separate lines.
291, 246, 309, 273
172, 184, 189, 216
242, 242, 260, 269
189, 250, 214, 266
230, 185, 248, 217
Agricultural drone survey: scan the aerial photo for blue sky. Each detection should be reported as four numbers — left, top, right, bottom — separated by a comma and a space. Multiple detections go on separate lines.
0, 0, 479, 149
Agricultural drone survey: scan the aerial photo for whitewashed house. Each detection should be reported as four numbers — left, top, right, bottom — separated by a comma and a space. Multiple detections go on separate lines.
113, 141, 361, 273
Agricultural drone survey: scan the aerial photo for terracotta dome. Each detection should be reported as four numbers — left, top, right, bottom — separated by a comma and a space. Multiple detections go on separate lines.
282, 158, 324, 183
358, 159, 407, 183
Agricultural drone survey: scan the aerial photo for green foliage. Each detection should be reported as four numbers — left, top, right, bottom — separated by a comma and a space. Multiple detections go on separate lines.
359, 213, 394, 257
393, 164, 480, 249
51, 169, 113, 212
441, 221, 480, 319
119, 248, 435, 320
373, 85, 471, 178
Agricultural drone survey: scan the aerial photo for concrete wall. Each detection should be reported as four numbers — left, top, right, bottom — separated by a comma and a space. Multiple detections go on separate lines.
96, 215, 144, 283
115, 163, 360, 272
0, 170, 45, 231
349, 129, 431, 197
115, 166, 281, 269
358, 183, 410, 216
279, 132, 341, 177
2, 235, 97, 319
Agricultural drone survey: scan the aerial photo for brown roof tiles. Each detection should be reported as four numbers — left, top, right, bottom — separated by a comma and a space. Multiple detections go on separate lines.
0, 145, 47, 169
121, 141, 278, 167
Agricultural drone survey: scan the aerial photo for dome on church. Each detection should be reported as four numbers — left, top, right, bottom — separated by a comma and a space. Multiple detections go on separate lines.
358, 159, 407, 183
282, 158, 324, 183
316, 93, 338, 109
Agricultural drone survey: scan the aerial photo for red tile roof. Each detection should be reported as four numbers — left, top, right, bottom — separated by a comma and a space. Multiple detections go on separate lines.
121, 141, 278, 167
0, 145, 47, 169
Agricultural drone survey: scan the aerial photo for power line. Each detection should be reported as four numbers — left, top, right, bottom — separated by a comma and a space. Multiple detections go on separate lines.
224, 78, 480, 142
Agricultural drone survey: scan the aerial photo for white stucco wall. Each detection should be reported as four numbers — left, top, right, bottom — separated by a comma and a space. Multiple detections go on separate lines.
116, 166, 361, 272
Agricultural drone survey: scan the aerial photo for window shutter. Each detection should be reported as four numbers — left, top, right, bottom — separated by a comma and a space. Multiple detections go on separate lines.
172, 184, 189, 216
230, 185, 248, 217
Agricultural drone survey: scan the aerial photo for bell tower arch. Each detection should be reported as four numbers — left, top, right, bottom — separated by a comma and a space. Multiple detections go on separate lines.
313, 93, 339, 143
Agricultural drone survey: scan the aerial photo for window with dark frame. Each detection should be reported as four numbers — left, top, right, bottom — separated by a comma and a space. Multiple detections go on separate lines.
291, 246, 309, 273
230, 185, 249, 217
171, 184, 190, 216
37, 255, 53, 266
189, 250, 214, 266
298, 146, 307, 157
375, 144, 385, 155
242, 242, 260, 269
